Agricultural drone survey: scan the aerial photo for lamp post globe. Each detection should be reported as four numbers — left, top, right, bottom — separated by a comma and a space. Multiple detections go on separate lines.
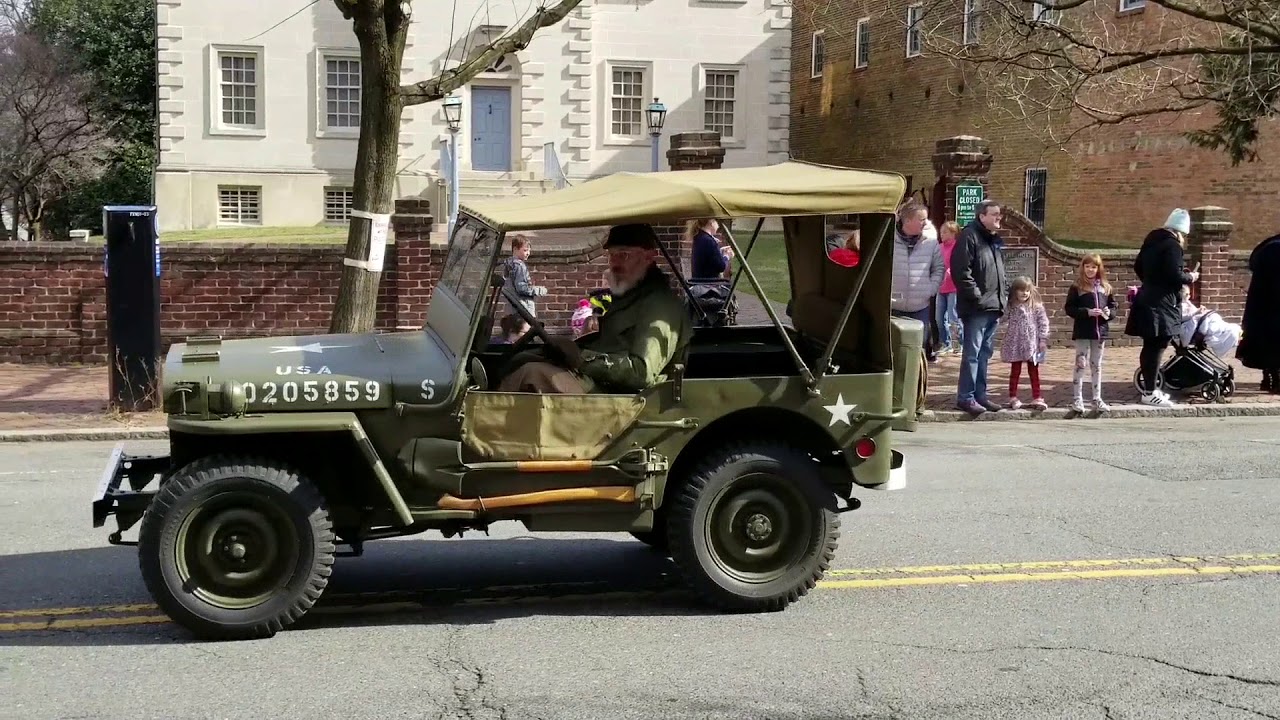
646, 97, 666, 172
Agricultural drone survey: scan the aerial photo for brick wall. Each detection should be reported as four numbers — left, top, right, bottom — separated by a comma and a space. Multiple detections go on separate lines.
0, 196, 701, 365
997, 209, 1251, 349
790, 0, 1280, 250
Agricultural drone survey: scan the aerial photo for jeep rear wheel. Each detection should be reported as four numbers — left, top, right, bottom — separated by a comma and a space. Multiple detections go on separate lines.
666, 443, 839, 612
137, 456, 336, 641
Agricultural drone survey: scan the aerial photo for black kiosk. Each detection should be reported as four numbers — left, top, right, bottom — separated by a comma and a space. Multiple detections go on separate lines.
102, 205, 162, 411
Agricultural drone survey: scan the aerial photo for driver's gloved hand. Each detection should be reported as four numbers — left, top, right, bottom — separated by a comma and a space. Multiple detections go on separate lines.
544, 335, 583, 371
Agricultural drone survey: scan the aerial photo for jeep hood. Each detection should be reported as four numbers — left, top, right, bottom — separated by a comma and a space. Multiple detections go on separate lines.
163, 332, 396, 413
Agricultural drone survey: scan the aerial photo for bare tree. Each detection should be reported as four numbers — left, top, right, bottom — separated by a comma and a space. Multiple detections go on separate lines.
883, 0, 1280, 165
0, 32, 115, 241
326, 0, 585, 334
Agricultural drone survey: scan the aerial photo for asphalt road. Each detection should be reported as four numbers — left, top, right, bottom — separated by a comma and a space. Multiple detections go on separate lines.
2, 417, 1280, 720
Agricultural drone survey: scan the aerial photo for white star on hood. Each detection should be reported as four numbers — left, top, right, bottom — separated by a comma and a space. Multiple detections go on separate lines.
269, 343, 351, 354
824, 394, 858, 427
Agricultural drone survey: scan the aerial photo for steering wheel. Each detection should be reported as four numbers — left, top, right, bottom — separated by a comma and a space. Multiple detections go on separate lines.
496, 284, 561, 364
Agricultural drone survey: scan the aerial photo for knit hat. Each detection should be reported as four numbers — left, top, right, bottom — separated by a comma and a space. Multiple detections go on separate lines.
1164, 208, 1191, 235
604, 223, 659, 250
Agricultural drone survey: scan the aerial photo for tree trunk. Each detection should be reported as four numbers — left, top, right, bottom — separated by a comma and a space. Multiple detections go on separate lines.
328, 2, 409, 334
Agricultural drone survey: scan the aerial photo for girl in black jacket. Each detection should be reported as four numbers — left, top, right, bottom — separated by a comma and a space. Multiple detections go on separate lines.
1125, 209, 1200, 405
1064, 253, 1118, 412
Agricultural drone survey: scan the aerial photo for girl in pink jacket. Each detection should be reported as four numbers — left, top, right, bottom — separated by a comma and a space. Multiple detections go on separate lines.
935, 221, 962, 354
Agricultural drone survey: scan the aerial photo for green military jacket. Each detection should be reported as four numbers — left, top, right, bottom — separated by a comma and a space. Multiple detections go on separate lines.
577, 265, 692, 393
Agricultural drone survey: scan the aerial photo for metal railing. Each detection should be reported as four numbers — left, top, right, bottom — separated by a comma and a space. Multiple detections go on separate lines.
542, 141, 571, 189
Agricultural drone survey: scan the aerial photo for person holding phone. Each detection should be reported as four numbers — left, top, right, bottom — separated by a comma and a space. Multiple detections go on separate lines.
1125, 208, 1200, 406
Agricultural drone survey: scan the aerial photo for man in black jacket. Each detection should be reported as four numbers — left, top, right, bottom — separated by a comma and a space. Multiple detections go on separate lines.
950, 200, 1010, 415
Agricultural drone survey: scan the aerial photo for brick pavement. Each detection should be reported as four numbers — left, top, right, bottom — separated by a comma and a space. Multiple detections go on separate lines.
922, 343, 1277, 411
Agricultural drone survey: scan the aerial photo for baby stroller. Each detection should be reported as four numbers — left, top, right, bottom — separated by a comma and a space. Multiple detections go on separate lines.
1132, 311, 1237, 403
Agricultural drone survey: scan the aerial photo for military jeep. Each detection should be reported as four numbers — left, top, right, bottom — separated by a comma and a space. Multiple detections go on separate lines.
92, 161, 915, 640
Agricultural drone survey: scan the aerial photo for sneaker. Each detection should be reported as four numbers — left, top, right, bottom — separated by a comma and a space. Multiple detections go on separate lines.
978, 398, 1002, 412
1069, 398, 1085, 413
956, 399, 986, 416
1007, 397, 1023, 410
1141, 391, 1174, 407
1093, 398, 1111, 412
1029, 397, 1048, 410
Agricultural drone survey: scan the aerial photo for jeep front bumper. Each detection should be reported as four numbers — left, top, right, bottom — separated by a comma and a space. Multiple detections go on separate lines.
92, 443, 170, 542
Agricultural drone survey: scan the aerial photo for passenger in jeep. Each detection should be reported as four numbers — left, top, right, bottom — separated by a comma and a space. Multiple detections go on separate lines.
498, 223, 693, 394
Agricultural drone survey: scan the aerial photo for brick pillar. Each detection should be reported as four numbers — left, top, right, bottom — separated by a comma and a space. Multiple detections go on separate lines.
662, 132, 727, 279
1187, 206, 1232, 307
931, 135, 993, 229
390, 198, 434, 329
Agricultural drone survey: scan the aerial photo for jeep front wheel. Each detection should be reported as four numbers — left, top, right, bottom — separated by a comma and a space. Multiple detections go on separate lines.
666, 443, 839, 612
137, 456, 336, 640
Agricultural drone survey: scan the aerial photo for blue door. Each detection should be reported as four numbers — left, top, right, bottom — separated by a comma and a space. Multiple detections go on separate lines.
470, 87, 512, 172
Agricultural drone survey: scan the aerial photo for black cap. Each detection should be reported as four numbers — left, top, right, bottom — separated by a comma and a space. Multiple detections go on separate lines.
603, 223, 659, 250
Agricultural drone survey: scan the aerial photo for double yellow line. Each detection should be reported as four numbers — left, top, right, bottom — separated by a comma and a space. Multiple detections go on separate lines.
4, 552, 1278, 633
819, 552, 1280, 589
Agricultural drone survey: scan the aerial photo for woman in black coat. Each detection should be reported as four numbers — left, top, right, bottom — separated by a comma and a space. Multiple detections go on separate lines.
1125, 210, 1199, 404
1236, 233, 1280, 392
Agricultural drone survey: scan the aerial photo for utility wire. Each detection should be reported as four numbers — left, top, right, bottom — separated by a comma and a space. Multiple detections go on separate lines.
242, 0, 321, 42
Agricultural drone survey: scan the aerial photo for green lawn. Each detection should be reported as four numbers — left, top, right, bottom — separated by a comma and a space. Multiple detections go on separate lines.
731, 231, 791, 306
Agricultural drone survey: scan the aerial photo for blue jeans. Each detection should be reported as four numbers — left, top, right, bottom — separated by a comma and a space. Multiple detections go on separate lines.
957, 311, 1001, 404
935, 292, 960, 347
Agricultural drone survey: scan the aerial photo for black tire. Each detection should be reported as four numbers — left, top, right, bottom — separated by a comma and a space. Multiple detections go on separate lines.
665, 443, 839, 612
1133, 367, 1165, 394
137, 455, 336, 641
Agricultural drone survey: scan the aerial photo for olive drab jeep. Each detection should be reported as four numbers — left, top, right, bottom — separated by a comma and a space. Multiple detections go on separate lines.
91, 161, 916, 641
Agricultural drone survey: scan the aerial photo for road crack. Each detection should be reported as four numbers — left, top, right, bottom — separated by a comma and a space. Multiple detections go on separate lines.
1189, 690, 1280, 719
431, 626, 508, 720
862, 641, 1280, 688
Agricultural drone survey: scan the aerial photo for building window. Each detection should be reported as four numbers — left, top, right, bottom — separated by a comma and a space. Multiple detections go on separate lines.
324, 57, 361, 129
1032, 1, 1061, 23
324, 187, 354, 223
811, 31, 825, 78
906, 5, 923, 57
855, 18, 870, 68
1119, 0, 1145, 10
610, 66, 645, 137
963, 0, 980, 45
218, 52, 259, 127
703, 70, 737, 140
1024, 168, 1048, 228
218, 186, 261, 225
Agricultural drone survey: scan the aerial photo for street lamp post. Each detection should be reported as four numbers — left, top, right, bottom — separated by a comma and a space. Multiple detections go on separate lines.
442, 93, 463, 237
646, 97, 667, 172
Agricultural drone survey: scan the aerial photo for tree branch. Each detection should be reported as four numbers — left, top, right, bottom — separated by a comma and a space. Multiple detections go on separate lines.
399, 0, 585, 105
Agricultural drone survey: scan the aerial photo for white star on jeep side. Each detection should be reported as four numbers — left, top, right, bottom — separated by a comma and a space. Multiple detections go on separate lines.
269, 343, 350, 354
824, 394, 858, 427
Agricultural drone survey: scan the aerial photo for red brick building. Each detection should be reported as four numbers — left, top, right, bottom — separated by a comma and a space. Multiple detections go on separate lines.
788, 0, 1280, 249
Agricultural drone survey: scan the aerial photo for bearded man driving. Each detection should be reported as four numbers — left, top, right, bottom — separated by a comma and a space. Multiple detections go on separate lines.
497, 223, 693, 394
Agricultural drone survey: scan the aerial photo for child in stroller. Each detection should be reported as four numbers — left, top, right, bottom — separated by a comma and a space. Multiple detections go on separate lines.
1132, 286, 1239, 402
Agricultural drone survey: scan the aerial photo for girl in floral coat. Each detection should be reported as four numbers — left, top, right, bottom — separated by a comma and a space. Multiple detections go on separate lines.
1000, 276, 1051, 410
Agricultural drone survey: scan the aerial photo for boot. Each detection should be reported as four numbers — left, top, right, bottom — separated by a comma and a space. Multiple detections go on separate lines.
1265, 368, 1279, 394
1263, 370, 1273, 393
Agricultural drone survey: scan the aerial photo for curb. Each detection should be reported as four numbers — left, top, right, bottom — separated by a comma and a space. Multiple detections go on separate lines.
0, 427, 170, 443
918, 401, 1280, 422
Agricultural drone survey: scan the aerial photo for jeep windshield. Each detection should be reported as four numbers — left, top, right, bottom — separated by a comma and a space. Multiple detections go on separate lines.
438, 217, 501, 317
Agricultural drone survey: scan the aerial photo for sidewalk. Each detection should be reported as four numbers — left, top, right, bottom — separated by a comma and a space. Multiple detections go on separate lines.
923, 343, 1279, 416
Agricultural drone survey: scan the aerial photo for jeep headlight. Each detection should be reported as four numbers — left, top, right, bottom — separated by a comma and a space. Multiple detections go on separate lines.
208, 380, 248, 416
222, 381, 248, 415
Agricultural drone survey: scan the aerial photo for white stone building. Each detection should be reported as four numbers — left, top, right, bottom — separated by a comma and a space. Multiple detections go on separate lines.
153, 0, 792, 231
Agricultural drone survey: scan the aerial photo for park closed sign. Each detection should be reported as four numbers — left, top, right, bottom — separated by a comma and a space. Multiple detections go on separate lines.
956, 183, 984, 226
